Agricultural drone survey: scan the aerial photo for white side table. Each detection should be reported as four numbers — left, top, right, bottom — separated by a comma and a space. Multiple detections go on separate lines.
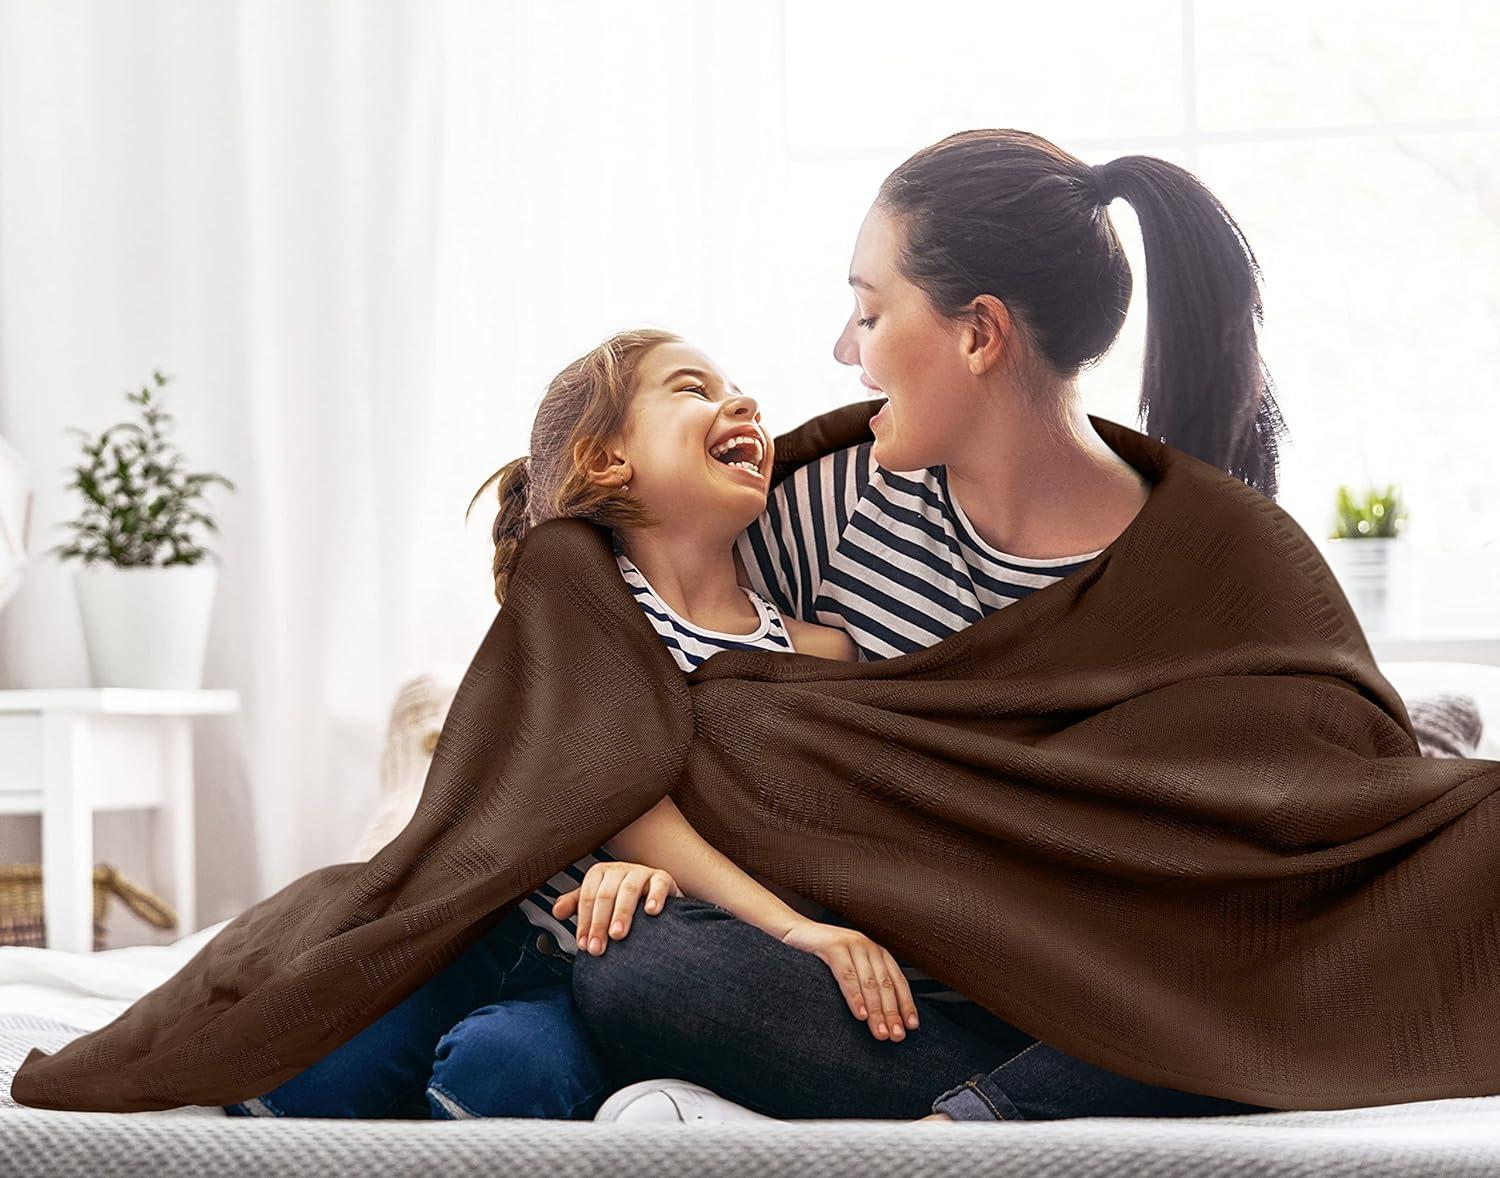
0, 689, 239, 953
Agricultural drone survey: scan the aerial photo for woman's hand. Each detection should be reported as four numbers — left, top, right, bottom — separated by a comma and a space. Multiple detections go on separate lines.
779, 920, 921, 1042
551, 861, 683, 956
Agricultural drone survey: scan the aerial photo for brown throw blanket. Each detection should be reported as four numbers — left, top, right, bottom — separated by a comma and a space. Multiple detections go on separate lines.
12, 400, 1500, 1114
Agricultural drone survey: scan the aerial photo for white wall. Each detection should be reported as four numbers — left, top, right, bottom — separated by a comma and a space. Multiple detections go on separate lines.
0, 0, 1495, 946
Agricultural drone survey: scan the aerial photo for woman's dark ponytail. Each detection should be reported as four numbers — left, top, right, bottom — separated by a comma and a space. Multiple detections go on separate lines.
879, 130, 1291, 500
1091, 155, 1289, 499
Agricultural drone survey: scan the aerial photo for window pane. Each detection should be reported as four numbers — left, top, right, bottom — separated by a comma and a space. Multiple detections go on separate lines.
785, 0, 1184, 156
1197, 1, 1500, 130
1196, 134, 1500, 555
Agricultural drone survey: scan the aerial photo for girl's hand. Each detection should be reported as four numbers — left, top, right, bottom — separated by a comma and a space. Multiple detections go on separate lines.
779, 920, 920, 1042
551, 861, 683, 956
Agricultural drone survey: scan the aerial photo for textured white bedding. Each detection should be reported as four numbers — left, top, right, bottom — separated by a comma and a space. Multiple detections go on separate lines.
1, 659, 1498, 1170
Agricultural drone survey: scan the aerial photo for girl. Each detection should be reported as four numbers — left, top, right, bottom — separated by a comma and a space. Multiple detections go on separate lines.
225, 327, 924, 1121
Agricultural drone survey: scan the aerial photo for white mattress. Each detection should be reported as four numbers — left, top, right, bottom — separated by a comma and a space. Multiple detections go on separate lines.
1, 659, 1498, 1174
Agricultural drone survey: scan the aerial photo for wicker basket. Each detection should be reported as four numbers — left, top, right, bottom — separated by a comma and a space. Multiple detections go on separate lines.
0, 863, 179, 952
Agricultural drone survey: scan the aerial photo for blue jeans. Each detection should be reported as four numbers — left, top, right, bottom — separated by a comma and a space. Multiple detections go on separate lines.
223, 904, 615, 1120
571, 894, 1273, 1122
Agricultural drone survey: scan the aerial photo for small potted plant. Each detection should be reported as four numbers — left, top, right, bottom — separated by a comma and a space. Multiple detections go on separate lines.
46, 371, 235, 688
1324, 482, 1410, 636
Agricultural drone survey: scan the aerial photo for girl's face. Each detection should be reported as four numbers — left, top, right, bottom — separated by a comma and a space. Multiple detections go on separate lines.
832, 203, 979, 474
606, 341, 773, 533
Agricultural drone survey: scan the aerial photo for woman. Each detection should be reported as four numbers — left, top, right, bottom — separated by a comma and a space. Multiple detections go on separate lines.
567, 128, 1291, 1123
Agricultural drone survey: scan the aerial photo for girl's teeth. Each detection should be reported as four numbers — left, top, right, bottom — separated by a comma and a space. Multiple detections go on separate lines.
727, 460, 759, 474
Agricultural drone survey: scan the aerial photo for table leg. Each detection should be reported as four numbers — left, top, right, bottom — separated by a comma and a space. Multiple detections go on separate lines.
154, 715, 197, 937
40, 712, 93, 954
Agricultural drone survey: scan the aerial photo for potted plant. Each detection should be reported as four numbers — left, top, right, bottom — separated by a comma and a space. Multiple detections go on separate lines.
46, 371, 236, 688
1324, 482, 1410, 636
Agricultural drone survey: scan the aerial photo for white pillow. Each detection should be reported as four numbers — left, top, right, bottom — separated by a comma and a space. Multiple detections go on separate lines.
1378, 660, 1500, 760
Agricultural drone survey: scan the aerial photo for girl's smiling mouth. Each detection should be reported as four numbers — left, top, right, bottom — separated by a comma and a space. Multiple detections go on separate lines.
716, 460, 763, 480
707, 429, 766, 482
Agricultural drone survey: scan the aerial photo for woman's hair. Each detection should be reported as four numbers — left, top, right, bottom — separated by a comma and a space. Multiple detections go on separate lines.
466, 327, 678, 606
876, 129, 1289, 499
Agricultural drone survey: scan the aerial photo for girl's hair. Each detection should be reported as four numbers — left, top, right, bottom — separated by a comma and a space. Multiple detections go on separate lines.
466, 327, 679, 606
875, 129, 1289, 499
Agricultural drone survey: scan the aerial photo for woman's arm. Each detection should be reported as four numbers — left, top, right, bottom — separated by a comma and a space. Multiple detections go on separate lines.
604, 795, 819, 940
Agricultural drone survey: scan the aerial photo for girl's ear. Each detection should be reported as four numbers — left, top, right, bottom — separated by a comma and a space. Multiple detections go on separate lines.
574, 436, 631, 490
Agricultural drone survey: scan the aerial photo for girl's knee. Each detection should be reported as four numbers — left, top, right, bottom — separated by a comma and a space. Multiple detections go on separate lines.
436, 990, 572, 1068
430, 987, 609, 1119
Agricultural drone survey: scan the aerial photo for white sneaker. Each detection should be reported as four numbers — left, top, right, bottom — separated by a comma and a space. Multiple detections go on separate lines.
593, 1079, 781, 1124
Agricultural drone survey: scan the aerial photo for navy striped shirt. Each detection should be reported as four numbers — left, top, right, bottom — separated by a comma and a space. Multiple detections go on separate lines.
734, 439, 1104, 660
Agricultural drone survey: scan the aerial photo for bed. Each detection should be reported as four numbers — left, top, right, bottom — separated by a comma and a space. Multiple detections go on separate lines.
2, 658, 1499, 1176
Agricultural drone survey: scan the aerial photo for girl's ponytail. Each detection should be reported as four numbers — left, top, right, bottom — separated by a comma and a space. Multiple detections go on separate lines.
466, 455, 533, 606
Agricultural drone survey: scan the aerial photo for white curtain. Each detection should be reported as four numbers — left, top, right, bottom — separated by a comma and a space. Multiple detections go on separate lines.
3, 0, 1497, 946
0, 0, 796, 939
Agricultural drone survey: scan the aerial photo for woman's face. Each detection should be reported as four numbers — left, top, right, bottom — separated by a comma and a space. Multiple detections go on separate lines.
832, 203, 977, 474
608, 341, 773, 534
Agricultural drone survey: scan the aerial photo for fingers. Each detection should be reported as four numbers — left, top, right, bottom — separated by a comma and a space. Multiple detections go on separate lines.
848, 943, 899, 1040
582, 879, 618, 956
832, 947, 871, 1024
575, 881, 598, 954
576, 870, 672, 948
844, 943, 919, 1041
871, 947, 909, 1040
881, 946, 921, 1033
579, 866, 683, 954
551, 888, 578, 920
643, 872, 673, 915
603, 870, 676, 942
793, 926, 923, 1043
607, 876, 647, 941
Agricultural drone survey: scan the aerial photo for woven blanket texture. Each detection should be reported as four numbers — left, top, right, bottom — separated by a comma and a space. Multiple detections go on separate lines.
10, 399, 1500, 1114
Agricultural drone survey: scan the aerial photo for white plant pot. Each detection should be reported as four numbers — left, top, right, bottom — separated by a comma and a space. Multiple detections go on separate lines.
73, 562, 220, 688
1324, 535, 1410, 636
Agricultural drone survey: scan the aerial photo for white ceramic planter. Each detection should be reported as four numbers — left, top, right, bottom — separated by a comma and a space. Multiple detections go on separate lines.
72, 561, 220, 688
1324, 535, 1410, 636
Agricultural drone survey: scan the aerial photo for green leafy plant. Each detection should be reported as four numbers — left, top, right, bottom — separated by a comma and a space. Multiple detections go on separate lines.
47, 370, 236, 567
1330, 483, 1406, 540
